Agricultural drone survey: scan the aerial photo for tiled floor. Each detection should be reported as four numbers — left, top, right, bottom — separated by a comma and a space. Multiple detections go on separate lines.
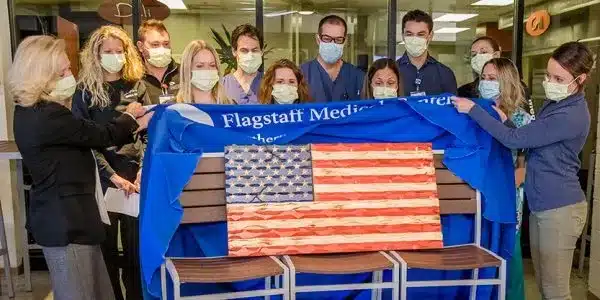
0, 259, 591, 299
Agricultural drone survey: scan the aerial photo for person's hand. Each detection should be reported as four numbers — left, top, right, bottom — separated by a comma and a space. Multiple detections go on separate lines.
110, 174, 137, 196
492, 106, 508, 123
134, 171, 142, 192
125, 102, 146, 118
135, 111, 154, 133
515, 167, 526, 187
451, 96, 476, 114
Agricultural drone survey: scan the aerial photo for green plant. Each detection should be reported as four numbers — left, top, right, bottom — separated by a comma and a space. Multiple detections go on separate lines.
210, 24, 274, 75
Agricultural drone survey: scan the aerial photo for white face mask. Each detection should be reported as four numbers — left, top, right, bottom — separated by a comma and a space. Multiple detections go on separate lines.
471, 53, 494, 75
478, 80, 500, 99
191, 70, 220, 91
147, 47, 172, 68
238, 52, 262, 74
100, 53, 125, 74
372, 86, 397, 99
542, 76, 579, 102
49, 75, 77, 100
271, 84, 298, 104
404, 36, 428, 57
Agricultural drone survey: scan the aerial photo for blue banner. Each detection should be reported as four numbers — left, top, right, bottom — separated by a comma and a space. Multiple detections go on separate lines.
140, 94, 517, 299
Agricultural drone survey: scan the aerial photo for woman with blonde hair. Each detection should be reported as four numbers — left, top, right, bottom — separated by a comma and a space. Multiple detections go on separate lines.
10, 35, 150, 300
176, 40, 231, 104
258, 59, 311, 104
71, 25, 149, 300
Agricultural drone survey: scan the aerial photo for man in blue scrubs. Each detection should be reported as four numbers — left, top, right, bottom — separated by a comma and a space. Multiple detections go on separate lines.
301, 15, 365, 102
222, 24, 264, 104
397, 10, 457, 96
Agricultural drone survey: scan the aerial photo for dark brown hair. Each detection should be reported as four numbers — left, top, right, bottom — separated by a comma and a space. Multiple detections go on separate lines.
318, 15, 347, 36
258, 59, 311, 104
361, 58, 404, 99
551, 41, 594, 90
138, 19, 169, 42
472, 36, 501, 52
402, 10, 433, 33
231, 24, 264, 50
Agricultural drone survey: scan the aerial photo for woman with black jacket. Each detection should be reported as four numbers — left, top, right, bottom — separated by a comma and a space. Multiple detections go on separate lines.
9, 35, 151, 300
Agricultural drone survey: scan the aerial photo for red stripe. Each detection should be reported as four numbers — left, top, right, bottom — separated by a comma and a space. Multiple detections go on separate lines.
229, 240, 444, 257
228, 223, 442, 239
311, 143, 432, 152
312, 159, 434, 168
313, 174, 435, 184
227, 206, 440, 221
315, 190, 438, 201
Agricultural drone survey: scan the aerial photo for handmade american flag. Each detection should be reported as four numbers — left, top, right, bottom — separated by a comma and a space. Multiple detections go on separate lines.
224, 143, 443, 257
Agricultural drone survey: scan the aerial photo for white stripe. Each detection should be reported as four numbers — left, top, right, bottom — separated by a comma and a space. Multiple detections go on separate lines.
228, 215, 440, 231
227, 198, 440, 212
312, 167, 434, 176
313, 182, 437, 193
311, 150, 432, 160
229, 232, 443, 248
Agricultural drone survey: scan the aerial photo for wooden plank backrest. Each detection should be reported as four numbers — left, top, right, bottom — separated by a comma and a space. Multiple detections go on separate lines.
180, 154, 477, 224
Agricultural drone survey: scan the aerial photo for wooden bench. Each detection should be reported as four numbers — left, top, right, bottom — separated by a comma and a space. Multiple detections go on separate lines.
163, 152, 505, 300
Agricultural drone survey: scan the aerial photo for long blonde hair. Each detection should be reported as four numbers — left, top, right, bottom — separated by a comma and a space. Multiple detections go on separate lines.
8, 36, 68, 107
483, 58, 525, 117
79, 25, 144, 108
176, 40, 231, 104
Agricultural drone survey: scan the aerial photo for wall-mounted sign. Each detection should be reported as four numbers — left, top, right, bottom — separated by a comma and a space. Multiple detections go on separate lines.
526, 10, 551, 37
98, 0, 170, 25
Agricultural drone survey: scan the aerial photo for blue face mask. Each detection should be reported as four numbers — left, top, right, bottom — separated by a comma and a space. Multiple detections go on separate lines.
319, 42, 344, 64
478, 80, 500, 99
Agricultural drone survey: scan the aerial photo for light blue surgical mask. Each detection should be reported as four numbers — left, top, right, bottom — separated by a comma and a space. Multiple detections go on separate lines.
478, 80, 500, 99
319, 42, 344, 64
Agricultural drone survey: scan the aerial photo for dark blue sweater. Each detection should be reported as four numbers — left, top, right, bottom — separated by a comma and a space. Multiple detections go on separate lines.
469, 93, 590, 212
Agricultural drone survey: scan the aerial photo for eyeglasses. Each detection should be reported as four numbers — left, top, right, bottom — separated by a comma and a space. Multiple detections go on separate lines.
319, 34, 345, 44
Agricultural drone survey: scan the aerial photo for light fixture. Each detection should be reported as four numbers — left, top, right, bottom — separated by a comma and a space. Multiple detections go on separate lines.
158, 0, 187, 9
298, 11, 314, 15
433, 13, 478, 22
434, 27, 470, 33
265, 10, 297, 17
471, 0, 513, 6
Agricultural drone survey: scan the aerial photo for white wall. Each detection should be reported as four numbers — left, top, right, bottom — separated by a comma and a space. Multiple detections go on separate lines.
0, 1, 24, 269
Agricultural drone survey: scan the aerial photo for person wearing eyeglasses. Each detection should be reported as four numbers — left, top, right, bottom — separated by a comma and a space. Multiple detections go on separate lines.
300, 15, 364, 102
221, 24, 264, 104
396, 10, 457, 97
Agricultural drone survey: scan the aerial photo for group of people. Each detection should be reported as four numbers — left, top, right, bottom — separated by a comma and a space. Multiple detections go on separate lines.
3, 6, 595, 300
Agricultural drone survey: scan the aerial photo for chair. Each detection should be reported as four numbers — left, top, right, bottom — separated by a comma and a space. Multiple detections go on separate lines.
160, 155, 290, 300
390, 152, 506, 300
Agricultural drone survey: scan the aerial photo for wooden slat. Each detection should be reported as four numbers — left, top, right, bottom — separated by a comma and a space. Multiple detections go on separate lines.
184, 174, 225, 190
181, 206, 226, 224
439, 199, 476, 214
194, 157, 225, 173
180, 190, 226, 207
433, 155, 444, 168
438, 184, 476, 200
435, 170, 463, 184
394, 245, 502, 270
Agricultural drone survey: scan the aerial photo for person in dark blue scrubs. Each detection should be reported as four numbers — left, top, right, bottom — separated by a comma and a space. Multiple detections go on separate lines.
221, 24, 264, 104
396, 10, 457, 96
301, 15, 364, 102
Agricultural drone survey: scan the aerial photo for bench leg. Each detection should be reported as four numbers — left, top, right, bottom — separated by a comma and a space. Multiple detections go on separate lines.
498, 262, 506, 300
371, 271, 382, 300
264, 276, 271, 300
470, 268, 479, 300
400, 263, 407, 300
161, 264, 167, 300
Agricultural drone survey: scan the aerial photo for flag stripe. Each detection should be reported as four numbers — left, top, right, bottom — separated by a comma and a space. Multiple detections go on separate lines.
315, 191, 439, 201
228, 223, 442, 238
311, 151, 433, 160
312, 159, 434, 168
227, 198, 440, 212
313, 166, 435, 176
229, 240, 445, 256
313, 182, 437, 193
311, 143, 432, 152
227, 206, 440, 221
313, 174, 435, 184
229, 232, 443, 248
228, 215, 441, 231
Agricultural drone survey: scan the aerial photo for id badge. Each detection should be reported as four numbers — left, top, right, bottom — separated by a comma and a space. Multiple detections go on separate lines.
410, 91, 426, 97
159, 94, 174, 104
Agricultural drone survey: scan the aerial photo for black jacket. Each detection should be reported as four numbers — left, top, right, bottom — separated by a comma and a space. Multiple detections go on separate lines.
13, 100, 138, 246
143, 61, 180, 104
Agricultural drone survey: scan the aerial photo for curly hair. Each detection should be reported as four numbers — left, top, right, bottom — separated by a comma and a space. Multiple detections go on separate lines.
78, 25, 144, 108
258, 59, 311, 104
